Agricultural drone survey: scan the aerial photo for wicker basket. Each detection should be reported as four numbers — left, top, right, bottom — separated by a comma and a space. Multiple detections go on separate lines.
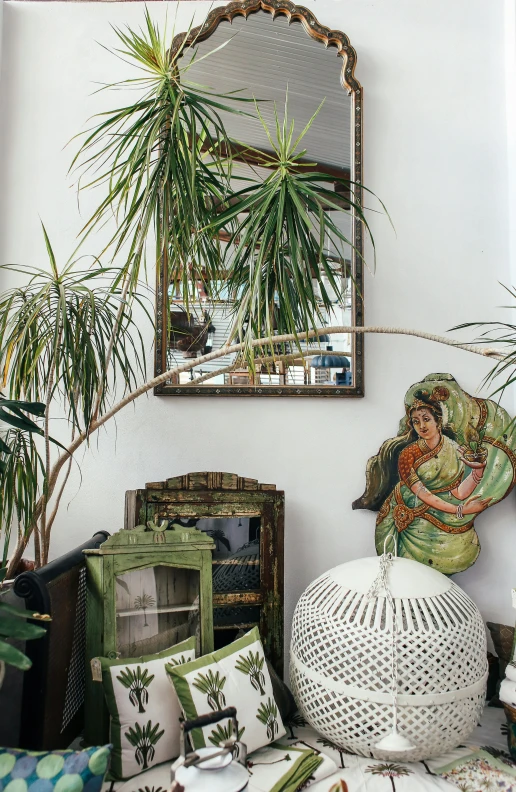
290, 556, 487, 761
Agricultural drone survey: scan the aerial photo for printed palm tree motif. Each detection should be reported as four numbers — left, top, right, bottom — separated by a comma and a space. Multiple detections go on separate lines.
235, 650, 266, 695
256, 698, 279, 741
285, 712, 307, 740
316, 737, 350, 769
117, 665, 155, 713
192, 669, 227, 711
366, 763, 413, 791
134, 592, 156, 627
454, 784, 474, 792
125, 720, 164, 770
137, 787, 165, 792
208, 720, 246, 759
167, 655, 189, 668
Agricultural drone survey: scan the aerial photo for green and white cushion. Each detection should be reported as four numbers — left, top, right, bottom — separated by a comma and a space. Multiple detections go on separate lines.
98, 637, 196, 780
166, 627, 285, 754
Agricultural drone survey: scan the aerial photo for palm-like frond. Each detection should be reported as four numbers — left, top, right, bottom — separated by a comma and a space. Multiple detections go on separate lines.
0, 237, 147, 436
70, 9, 250, 299
125, 720, 164, 770
256, 697, 279, 740
117, 665, 155, 712
235, 650, 266, 695
208, 719, 245, 747
192, 669, 227, 710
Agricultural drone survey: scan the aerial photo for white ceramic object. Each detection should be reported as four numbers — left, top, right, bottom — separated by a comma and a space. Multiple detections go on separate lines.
290, 555, 488, 761
174, 748, 249, 792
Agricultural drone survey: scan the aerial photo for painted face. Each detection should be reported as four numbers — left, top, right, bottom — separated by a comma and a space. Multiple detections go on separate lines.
411, 408, 440, 442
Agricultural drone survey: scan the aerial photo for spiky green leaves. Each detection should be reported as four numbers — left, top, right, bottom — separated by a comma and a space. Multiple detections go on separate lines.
70, 9, 249, 299
0, 238, 147, 436
209, 97, 381, 357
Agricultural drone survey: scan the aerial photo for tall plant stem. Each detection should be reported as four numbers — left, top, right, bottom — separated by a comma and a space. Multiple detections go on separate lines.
40, 356, 58, 566
5, 324, 502, 577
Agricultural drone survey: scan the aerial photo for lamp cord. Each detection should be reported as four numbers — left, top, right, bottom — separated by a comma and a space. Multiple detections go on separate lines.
366, 552, 400, 731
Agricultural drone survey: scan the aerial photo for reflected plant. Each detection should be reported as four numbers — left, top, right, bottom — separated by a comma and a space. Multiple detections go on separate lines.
125, 720, 164, 770
206, 529, 230, 552
192, 669, 226, 711
256, 698, 279, 741
235, 650, 266, 695
117, 665, 155, 713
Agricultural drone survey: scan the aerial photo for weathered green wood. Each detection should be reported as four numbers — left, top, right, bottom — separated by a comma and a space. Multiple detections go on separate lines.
124, 473, 285, 676
84, 526, 216, 745
84, 554, 109, 745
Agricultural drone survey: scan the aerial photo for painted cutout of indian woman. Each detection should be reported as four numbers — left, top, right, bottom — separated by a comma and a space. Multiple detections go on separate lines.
353, 373, 516, 575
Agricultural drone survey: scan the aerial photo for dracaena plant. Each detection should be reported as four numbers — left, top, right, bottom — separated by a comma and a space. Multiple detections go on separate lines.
0, 229, 147, 569
70, 9, 251, 303
209, 97, 386, 357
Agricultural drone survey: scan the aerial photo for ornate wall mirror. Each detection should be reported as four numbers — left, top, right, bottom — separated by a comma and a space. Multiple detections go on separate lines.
155, 0, 363, 396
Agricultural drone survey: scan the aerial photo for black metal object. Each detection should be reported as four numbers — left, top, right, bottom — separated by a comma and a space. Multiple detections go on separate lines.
14, 531, 109, 750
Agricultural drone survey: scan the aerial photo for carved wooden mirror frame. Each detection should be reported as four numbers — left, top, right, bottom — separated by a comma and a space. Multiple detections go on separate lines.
154, 0, 364, 397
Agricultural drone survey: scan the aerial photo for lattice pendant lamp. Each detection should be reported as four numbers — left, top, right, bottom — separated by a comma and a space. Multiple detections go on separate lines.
290, 543, 488, 761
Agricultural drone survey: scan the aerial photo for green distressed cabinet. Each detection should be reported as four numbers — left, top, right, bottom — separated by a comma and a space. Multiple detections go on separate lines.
125, 472, 285, 675
83, 525, 215, 745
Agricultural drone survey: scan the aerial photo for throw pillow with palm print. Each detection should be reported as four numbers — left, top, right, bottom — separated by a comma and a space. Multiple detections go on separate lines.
117, 665, 155, 713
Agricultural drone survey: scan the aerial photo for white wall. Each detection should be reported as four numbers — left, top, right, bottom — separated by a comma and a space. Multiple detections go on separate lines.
0, 1, 514, 664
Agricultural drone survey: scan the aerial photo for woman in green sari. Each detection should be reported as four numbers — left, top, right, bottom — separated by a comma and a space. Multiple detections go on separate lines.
354, 374, 516, 574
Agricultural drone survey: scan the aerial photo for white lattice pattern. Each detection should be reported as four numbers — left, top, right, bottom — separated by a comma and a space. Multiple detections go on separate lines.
290, 558, 488, 761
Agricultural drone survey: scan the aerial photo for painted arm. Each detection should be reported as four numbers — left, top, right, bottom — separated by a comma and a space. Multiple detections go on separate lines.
410, 478, 491, 515
450, 455, 486, 500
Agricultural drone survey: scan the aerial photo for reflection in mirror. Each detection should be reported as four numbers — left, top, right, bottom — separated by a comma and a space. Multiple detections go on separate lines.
155, 4, 363, 396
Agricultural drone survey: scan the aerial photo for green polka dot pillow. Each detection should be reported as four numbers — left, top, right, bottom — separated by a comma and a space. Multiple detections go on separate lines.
166, 627, 285, 754
0, 745, 111, 792
97, 637, 196, 781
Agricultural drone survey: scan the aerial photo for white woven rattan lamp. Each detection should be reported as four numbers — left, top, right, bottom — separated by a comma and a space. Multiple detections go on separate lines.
290, 549, 488, 761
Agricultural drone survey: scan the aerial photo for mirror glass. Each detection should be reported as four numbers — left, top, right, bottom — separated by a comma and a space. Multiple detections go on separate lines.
155, 6, 363, 396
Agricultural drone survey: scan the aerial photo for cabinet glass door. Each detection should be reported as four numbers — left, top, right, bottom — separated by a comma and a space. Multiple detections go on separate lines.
195, 516, 262, 649
115, 565, 200, 657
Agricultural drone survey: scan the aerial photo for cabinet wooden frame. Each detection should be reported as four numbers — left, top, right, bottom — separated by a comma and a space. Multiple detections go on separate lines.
125, 472, 285, 675
83, 529, 215, 746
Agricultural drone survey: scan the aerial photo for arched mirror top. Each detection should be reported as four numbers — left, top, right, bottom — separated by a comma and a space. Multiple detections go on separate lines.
169, 0, 362, 96
155, 0, 364, 397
